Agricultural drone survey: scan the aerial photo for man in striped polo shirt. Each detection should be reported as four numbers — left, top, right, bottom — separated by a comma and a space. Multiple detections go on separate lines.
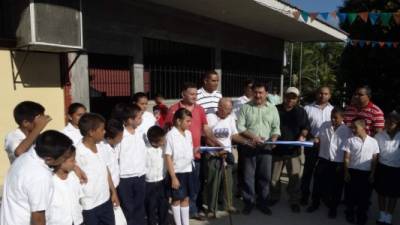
344, 86, 385, 136
197, 70, 222, 115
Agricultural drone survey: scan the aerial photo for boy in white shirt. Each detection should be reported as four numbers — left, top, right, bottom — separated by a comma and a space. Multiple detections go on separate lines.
76, 113, 119, 225
309, 107, 352, 218
206, 98, 250, 218
47, 142, 83, 225
62, 102, 87, 145
5, 101, 51, 163
343, 118, 379, 225
145, 126, 169, 225
115, 104, 147, 225
1, 130, 75, 225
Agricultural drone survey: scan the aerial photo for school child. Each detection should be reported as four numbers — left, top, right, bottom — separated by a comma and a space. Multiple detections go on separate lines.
46, 143, 83, 225
76, 113, 119, 225
343, 118, 379, 225
0, 130, 74, 225
62, 102, 87, 145
165, 108, 194, 225
132, 92, 156, 134
374, 112, 400, 225
145, 125, 169, 225
308, 107, 352, 218
5, 101, 51, 163
116, 104, 147, 225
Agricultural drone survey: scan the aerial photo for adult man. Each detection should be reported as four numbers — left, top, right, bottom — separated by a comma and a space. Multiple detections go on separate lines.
269, 87, 310, 213
344, 86, 384, 136
164, 82, 221, 220
237, 83, 281, 215
233, 80, 254, 119
197, 70, 222, 115
268, 87, 282, 106
302, 86, 334, 205
205, 98, 251, 218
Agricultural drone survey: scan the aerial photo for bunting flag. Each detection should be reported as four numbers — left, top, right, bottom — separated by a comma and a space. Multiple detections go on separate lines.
291, 9, 400, 27
348, 39, 399, 48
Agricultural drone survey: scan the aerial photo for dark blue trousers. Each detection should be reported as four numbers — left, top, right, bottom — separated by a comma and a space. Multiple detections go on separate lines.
118, 175, 146, 225
145, 180, 169, 225
82, 199, 115, 225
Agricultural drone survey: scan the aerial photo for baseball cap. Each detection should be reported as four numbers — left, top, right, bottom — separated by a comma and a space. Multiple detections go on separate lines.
285, 87, 300, 96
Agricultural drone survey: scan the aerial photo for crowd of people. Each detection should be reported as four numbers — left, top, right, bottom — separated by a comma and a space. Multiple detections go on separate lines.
0, 70, 399, 225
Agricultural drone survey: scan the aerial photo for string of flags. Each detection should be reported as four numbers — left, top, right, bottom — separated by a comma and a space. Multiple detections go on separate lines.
347, 39, 399, 48
292, 10, 400, 26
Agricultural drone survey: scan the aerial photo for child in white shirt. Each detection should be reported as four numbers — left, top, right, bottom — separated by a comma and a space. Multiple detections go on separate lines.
47, 144, 83, 225
343, 118, 379, 225
145, 126, 168, 225
310, 107, 352, 217
62, 102, 87, 145
76, 113, 119, 225
165, 108, 194, 225
1, 130, 74, 225
5, 101, 51, 163
132, 92, 156, 134
374, 112, 400, 225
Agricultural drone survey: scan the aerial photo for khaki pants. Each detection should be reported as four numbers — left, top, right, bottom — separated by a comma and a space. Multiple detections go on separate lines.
270, 155, 302, 204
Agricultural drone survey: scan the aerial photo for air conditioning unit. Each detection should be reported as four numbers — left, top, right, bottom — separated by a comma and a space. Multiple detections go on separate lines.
15, 0, 83, 52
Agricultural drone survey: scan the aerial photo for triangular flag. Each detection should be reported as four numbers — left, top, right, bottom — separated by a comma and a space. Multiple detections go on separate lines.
320, 12, 329, 20
330, 11, 337, 19
358, 12, 369, 23
366, 41, 371, 46
369, 13, 379, 25
393, 42, 399, 48
372, 41, 378, 48
347, 13, 358, 24
300, 11, 309, 22
386, 42, 393, 48
379, 42, 386, 48
393, 12, 400, 25
359, 40, 366, 48
380, 12, 392, 26
292, 10, 301, 20
337, 13, 347, 23
309, 12, 319, 22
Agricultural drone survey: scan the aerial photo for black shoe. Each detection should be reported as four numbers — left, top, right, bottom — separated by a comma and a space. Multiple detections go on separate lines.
258, 205, 272, 215
306, 204, 319, 213
300, 197, 309, 206
267, 199, 279, 206
328, 208, 337, 219
291, 204, 301, 213
242, 204, 254, 215
190, 213, 206, 221
345, 211, 355, 224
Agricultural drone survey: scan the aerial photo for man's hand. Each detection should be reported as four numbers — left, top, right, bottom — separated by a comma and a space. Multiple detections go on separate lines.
252, 136, 265, 145
33, 115, 52, 132
218, 150, 228, 158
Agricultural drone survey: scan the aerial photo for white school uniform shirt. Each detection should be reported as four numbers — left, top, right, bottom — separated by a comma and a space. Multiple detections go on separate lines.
233, 95, 250, 120
4, 128, 26, 163
145, 144, 166, 182
197, 87, 222, 115
137, 111, 157, 134
118, 128, 147, 178
207, 113, 238, 152
343, 135, 380, 171
304, 102, 334, 137
0, 149, 54, 225
317, 122, 353, 162
75, 142, 110, 210
164, 127, 194, 173
374, 131, 400, 168
98, 140, 121, 187
46, 173, 83, 225
62, 123, 83, 146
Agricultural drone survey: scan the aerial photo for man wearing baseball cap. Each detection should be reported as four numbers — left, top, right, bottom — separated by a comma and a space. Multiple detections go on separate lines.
268, 87, 310, 213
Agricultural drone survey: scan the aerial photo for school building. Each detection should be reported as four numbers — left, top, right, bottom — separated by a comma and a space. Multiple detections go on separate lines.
0, 0, 346, 183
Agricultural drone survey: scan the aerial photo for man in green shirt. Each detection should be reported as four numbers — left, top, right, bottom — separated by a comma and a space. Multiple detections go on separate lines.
237, 82, 281, 215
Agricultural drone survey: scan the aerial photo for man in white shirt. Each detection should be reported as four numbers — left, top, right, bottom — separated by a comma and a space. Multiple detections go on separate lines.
197, 70, 223, 115
233, 80, 254, 119
268, 87, 282, 106
301, 86, 334, 205
206, 98, 251, 217
1, 130, 75, 225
